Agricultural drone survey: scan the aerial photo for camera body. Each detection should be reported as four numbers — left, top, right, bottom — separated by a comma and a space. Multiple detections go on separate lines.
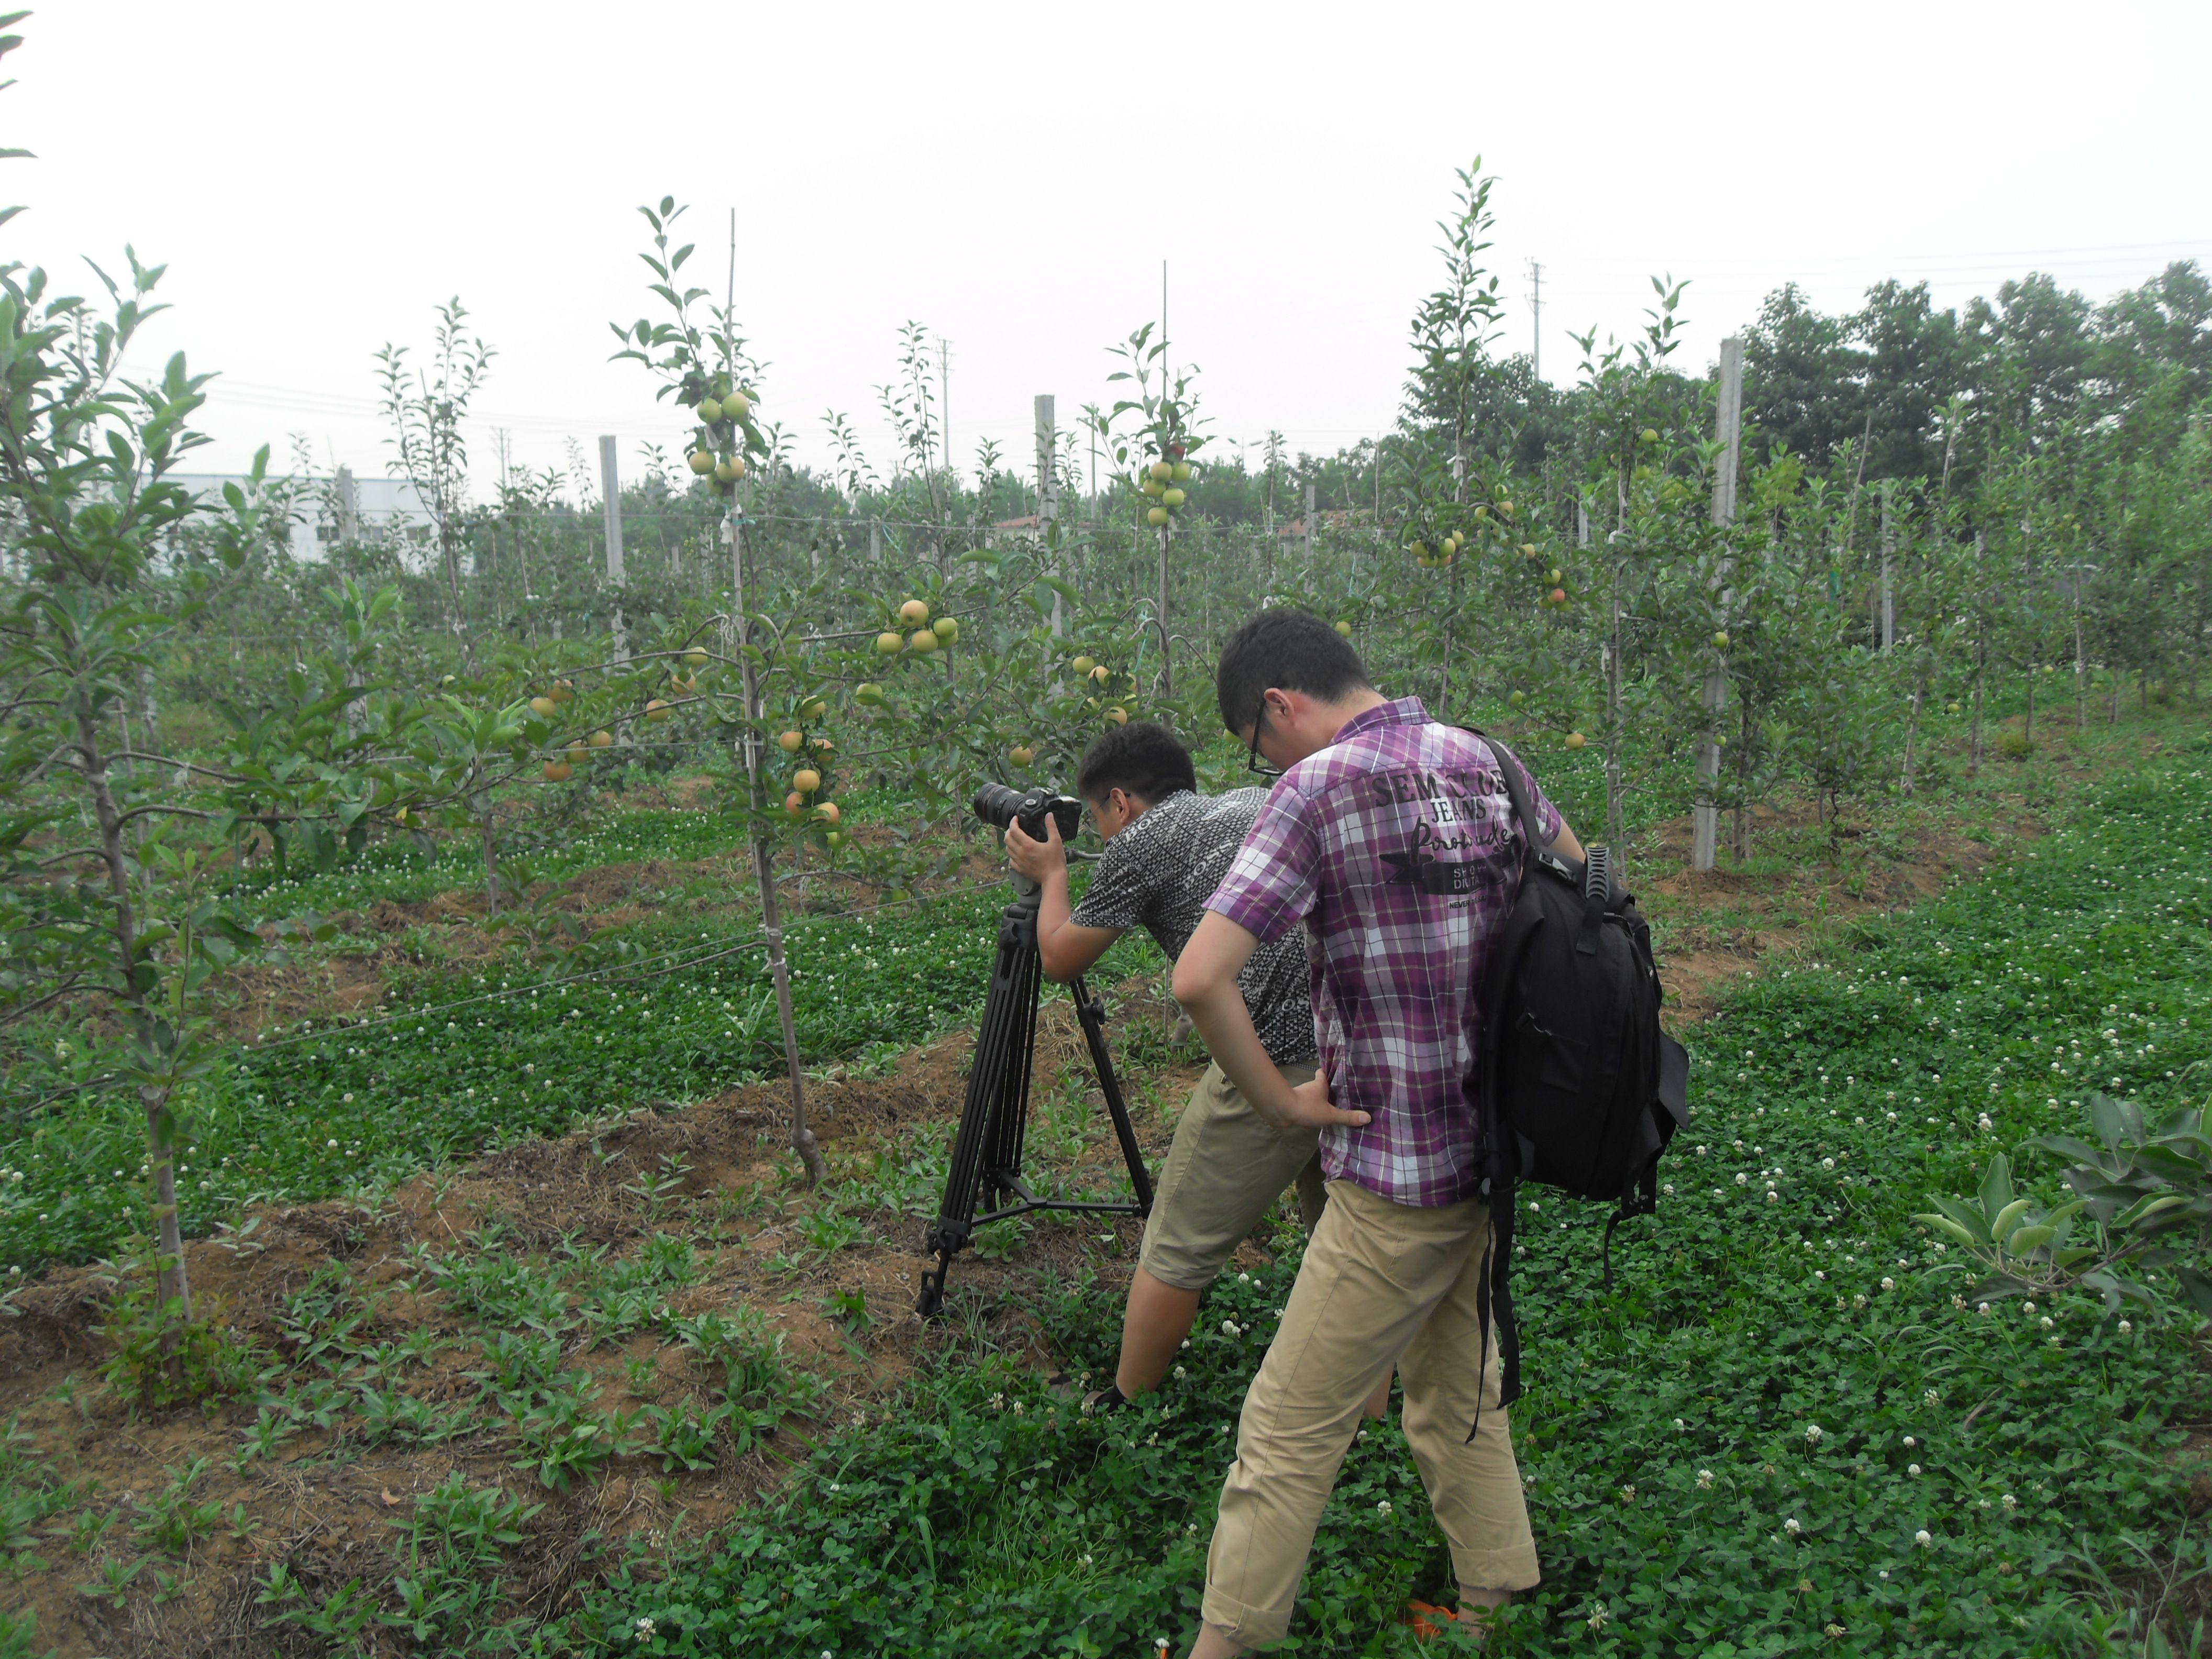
972, 783, 1082, 846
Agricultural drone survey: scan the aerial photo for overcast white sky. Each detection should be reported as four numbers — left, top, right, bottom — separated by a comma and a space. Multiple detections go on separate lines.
14, 2, 2210, 494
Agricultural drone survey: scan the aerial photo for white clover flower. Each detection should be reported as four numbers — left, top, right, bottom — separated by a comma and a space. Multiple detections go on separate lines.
1908, 1463, 1923, 1477
1825, 1624, 1848, 1639
2021, 1302, 2036, 1315
1236, 1272, 1249, 1284
1674, 1418, 1687, 1431
2039, 1315, 2054, 1330
1853, 1293, 1868, 1309
1815, 1270, 1827, 1281
1881, 1277, 1896, 1292
1915, 1529, 1933, 1547
1924, 1388, 1941, 1407
1173, 1366, 1186, 1380
1376, 1499, 1392, 1516
633, 1617, 655, 1637
1978, 1301, 1992, 1316
1735, 1173, 1749, 1186
1696, 1469, 1713, 1489
2119, 1319, 2134, 1335
1221, 1319, 1241, 1338
1903, 1436, 1917, 1448
1586, 1604, 1610, 1631
1620, 1484, 1636, 1502
2001, 1493, 2017, 1512
1784, 1516, 1802, 1534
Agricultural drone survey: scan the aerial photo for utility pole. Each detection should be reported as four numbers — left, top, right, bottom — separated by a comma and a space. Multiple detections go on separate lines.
1303, 481, 1316, 565
1879, 482, 1895, 651
599, 435, 627, 664
1693, 335, 1744, 873
1036, 393, 1062, 636
335, 465, 359, 544
937, 336, 953, 483
1528, 259, 1543, 384
1156, 265, 1173, 714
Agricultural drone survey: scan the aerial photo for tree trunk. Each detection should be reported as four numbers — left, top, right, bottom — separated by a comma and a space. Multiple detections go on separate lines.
1901, 681, 1922, 797
76, 713, 192, 1336
474, 763, 499, 914
731, 512, 824, 1185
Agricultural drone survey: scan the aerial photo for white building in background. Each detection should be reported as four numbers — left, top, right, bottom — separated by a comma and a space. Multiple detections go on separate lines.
169, 470, 435, 561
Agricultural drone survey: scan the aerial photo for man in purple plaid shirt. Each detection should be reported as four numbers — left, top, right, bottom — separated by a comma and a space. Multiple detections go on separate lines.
1171, 609, 1584, 1656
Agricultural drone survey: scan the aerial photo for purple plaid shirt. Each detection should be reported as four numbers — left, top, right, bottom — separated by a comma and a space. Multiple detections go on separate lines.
1207, 698, 1562, 1206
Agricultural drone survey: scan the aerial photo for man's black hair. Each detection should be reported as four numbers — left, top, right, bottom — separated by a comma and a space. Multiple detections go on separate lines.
1215, 607, 1373, 735
1075, 720, 1196, 807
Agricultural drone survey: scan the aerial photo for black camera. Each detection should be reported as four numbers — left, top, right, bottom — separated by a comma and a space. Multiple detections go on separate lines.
972, 783, 1082, 845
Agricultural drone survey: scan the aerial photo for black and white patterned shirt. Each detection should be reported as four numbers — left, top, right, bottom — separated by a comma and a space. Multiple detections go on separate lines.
1070, 788, 1318, 1067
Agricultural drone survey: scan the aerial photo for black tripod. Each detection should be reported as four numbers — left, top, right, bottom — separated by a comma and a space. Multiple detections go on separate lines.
915, 870, 1155, 1317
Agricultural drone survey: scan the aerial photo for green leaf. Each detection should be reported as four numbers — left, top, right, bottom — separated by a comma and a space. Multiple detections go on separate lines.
1977, 1154, 2015, 1223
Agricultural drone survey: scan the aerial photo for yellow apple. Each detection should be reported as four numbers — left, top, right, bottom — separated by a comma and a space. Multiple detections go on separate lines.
778, 730, 804, 753
899, 599, 930, 625
688, 450, 715, 475
1104, 706, 1129, 725
543, 759, 572, 781
876, 631, 904, 656
646, 699, 671, 721
589, 729, 614, 748
528, 695, 558, 718
1334, 620, 1352, 637
1565, 732, 1587, 749
793, 768, 822, 794
699, 397, 724, 423
1171, 460, 1192, 481
1010, 745, 1035, 766
1148, 460, 1174, 483
726, 391, 752, 418
814, 801, 840, 825
909, 628, 938, 654
1071, 656, 1096, 674
933, 616, 958, 644
801, 699, 826, 720
1147, 506, 1169, 526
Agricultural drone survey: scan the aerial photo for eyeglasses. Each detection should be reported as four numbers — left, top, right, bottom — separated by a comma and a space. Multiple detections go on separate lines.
1246, 704, 1284, 780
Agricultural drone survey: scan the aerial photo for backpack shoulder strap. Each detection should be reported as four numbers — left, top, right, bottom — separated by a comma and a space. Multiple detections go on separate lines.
1461, 727, 1550, 875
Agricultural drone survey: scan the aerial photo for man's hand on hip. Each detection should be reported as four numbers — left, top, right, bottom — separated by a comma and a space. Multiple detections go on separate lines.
1273, 1070, 1369, 1131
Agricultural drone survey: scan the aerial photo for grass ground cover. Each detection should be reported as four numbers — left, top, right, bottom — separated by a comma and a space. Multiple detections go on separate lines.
574, 732, 2212, 1656
5, 873, 1169, 1274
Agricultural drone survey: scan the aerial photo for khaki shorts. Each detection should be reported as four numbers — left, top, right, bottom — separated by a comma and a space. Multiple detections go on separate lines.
1137, 1060, 1325, 1292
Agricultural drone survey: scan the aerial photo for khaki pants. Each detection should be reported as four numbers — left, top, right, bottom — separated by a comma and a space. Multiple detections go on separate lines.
1202, 1177, 1540, 1646
1138, 1061, 1325, 1291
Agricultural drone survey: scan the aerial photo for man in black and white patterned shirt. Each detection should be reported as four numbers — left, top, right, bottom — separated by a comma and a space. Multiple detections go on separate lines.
1007, 721, 1386, 1421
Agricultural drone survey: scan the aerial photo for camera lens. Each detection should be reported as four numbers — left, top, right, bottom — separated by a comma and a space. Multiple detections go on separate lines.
972, 783, 1028, 831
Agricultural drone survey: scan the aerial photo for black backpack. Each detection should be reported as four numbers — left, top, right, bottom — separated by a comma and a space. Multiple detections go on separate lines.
1465, 734, 1689, 1419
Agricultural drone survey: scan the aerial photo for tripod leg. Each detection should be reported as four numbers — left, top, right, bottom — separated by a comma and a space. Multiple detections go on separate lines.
919, 900, 1045, 1317
1070, 976, 1155, 1214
